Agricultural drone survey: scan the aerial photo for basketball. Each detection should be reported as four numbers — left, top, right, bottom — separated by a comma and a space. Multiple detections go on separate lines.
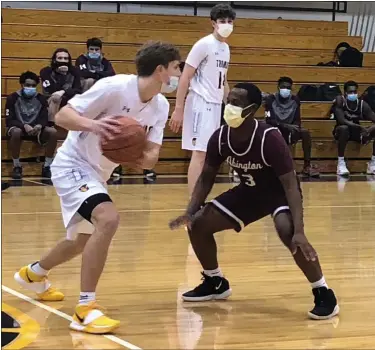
101, 116, 146, 164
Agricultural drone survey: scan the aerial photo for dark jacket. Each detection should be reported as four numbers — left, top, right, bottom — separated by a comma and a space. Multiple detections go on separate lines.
75, 54, 115, 80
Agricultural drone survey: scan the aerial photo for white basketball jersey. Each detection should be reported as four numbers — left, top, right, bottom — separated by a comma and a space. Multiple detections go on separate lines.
186, 34, 230, 104
52, 74, 169, 182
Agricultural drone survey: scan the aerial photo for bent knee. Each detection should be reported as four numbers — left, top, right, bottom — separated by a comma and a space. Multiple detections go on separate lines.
336, 125, 350, 134
91, 201, 120, 234
9, 127, 23, 139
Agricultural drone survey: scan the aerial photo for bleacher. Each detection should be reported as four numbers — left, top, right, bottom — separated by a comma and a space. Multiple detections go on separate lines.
2, 8, 375, 176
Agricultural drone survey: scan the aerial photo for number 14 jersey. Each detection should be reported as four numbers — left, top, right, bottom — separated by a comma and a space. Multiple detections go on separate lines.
186, 34, 230, 104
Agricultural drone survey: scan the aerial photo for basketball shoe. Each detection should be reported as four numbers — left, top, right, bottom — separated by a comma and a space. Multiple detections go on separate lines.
182, 272, 232, 302
14, 265, 64, 301
70, 302, 120, 334
308, 287, 339, 320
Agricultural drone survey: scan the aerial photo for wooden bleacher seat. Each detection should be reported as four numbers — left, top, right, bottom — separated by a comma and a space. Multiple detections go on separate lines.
2, 8, 349, 35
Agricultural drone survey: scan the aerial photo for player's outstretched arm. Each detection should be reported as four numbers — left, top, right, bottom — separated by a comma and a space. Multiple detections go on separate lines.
169, 160, 220, 230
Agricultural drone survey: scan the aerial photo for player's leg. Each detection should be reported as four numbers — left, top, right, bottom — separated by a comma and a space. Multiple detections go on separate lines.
334, 125, 350, 175
273, 209, 339, 320
187, 150, 206, 196
299, 128, 320, 177
8, 127, 24, 179
182, 185, 259, 302
39, 126, 58, 177
182, 203, 237, 301
182, 93, 221, 196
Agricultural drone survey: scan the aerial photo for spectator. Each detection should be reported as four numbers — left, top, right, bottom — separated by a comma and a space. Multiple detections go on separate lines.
265, 76, 319, 177
75, 38, 115, 92
5, 71, 57, 179
40, 48, 81, 123
332, 80, 375, 176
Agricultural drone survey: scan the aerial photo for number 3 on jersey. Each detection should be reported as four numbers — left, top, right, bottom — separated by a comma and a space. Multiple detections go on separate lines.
242, 173, 256, 187
218, 72, 226, 89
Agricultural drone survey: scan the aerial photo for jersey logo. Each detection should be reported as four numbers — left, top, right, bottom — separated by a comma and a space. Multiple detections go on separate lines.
42, 80, 50, 88
192, 138, 197, 146
79, 64, 87, 70
79, 184, 89, 192
122, 106, 130, 112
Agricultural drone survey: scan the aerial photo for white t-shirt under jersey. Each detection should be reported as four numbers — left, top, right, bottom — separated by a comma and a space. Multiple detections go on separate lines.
186, 34, 230, 104
52, 74, 169, 182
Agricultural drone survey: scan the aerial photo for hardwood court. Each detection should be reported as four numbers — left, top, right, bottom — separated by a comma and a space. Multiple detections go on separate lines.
2, 179, 375, 349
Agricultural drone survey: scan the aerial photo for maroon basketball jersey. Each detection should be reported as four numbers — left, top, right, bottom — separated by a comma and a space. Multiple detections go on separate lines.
207, 119, 295, 194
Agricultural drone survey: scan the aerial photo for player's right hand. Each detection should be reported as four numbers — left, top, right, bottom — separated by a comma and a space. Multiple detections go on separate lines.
91, 117, 123, 141
169, 109, 183, 133
169, 214, 193, 230
24, 124, 34, 135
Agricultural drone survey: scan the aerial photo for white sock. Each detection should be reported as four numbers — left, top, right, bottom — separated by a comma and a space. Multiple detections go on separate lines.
204, 268, 223, 278
338, 157, 345, 162
311, 276, 328, 289
30, 262, 49, 276
79, 292, 96, 304
371, 155, 375, 163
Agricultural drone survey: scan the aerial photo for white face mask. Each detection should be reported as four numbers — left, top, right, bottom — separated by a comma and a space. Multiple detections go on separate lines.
223, 103, 253, 128
217, 23, 233, 38
161, 76, 179, 93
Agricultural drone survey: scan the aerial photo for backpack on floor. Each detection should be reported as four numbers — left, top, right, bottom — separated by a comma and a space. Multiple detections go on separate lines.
335, 42, 363, 67
361, 85, 375, 112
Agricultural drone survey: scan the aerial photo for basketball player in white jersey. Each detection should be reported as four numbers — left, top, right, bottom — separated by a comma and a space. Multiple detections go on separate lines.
169, 3, 236, 195
14, 41, 181, 334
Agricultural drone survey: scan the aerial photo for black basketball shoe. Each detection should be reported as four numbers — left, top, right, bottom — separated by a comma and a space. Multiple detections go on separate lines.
308, 287, 339, 320
182, 272, 232, 302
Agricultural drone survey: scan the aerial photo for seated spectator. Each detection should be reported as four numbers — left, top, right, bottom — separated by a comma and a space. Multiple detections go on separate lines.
75, 38, 115, 92
332, 80, 375, 176
40, 48, 81, 123
265, 76, 319, 177
5, 71, 57, 179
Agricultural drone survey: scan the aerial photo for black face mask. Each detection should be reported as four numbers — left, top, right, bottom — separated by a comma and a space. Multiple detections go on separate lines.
53, 61, 70, 69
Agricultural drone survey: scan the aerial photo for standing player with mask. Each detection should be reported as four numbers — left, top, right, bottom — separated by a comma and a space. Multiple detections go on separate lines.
14, 41, 181, 334
169, 3, 236, 196
170, 83, 339, 320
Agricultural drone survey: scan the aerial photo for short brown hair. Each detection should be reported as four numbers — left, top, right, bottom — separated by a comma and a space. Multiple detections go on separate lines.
135, 41, 181, 77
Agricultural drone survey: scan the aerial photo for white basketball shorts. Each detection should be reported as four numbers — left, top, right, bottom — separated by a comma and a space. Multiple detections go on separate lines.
51, 165, 109, 240
182, 91, 222, 152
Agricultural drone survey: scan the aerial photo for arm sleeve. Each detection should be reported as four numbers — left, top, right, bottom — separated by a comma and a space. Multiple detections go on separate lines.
75, 55, 97, 79
205, 128, 225, 168
96, 59, 116, 78
64, 69, 82, 97
263, 129, 295, 176
5, 94, 24, 129
36, 95, 49, 127
185, 39, 208, 69
362, 101, 375, 122
67, 78, 118, 119
293, 97, 301, 126
147, 100, 169, 145
39, 67, 56, 96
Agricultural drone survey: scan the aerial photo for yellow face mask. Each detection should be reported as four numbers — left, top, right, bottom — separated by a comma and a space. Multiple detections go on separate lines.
223, 104, 253, 128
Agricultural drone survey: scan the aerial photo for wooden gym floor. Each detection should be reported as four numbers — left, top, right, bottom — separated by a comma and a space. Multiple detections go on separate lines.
2, 176, 375, 349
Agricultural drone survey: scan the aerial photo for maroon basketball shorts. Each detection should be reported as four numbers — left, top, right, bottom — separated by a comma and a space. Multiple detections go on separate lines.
210, 183, 290, 232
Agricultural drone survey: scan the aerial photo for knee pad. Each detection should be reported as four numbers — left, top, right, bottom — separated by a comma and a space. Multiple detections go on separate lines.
77, 193, 112, 223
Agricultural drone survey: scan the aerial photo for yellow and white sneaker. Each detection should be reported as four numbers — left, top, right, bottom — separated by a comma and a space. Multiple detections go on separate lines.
70, 302, 120, 334
14, 265, 64, 301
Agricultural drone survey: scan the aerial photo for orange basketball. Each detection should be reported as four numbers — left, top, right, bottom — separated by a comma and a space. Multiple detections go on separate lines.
101, 117, 146, 164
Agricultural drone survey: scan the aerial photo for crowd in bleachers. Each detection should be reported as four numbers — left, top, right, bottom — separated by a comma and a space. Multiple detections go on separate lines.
3, 29, 375, 181
5, 38, 116, 179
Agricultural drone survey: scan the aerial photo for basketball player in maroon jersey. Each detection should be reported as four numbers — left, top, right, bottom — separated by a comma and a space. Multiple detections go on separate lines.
169, 82, 339, 320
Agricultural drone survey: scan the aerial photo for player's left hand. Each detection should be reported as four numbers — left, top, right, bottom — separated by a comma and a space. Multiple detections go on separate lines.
290, 234, 317, 261
169, 214, 193, 230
